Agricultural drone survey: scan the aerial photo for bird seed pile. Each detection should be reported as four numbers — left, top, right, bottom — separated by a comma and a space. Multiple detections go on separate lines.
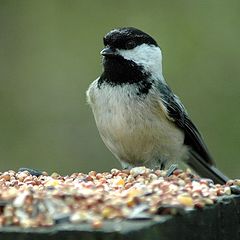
0, 167, 238, 228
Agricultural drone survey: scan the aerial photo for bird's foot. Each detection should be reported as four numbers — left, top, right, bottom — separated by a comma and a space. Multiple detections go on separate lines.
166, 164, 178, 177
18, 167, 44, 177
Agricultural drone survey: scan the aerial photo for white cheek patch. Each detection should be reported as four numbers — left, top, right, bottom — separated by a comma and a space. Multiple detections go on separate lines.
117, 44, 163, 76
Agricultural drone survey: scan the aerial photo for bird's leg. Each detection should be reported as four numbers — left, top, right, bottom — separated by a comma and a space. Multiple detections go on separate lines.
155, 158, 167, 170
166, 164, 178, 177
119, 160, 135, 170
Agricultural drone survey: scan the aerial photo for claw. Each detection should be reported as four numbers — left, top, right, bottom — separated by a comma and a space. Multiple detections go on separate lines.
18, 167, 43, 177
166, 164, 178, 177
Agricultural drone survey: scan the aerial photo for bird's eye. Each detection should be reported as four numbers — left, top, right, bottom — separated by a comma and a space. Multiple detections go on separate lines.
103, 37, 107, 46
125, 40, 137, 49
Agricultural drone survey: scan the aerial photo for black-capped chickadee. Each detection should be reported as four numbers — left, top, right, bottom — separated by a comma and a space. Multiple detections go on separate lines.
87, 27, 228, 184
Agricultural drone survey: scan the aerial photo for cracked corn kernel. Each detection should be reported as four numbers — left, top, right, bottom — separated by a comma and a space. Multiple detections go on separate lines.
177, 195, 194, 207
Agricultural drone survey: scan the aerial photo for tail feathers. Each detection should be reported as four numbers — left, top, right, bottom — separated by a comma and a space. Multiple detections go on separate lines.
183, 152, 229, 185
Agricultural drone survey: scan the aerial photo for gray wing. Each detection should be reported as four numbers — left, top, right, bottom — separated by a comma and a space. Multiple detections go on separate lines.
158, 82, 213, 164
158, 82, 228, 184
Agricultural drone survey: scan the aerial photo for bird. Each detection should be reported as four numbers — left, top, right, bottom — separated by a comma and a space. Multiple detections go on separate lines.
86, 27, 229, 184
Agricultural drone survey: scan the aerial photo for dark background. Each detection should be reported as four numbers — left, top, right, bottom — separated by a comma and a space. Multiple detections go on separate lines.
0, 0, 239, 178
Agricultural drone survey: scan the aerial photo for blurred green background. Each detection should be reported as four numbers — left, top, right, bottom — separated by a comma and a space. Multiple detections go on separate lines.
0, 0, 239, 178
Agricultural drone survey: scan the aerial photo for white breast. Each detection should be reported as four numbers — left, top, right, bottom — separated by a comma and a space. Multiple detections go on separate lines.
86, 79, 187, 168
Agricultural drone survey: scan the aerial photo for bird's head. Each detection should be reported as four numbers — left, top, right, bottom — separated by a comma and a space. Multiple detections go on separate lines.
100, 27, 163, 82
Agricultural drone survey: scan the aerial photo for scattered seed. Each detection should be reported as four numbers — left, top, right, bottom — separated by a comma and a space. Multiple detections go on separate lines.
0, 168, 237, 228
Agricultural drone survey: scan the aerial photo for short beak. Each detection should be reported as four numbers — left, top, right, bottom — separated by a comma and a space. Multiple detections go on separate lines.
100, 47, 117, 57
